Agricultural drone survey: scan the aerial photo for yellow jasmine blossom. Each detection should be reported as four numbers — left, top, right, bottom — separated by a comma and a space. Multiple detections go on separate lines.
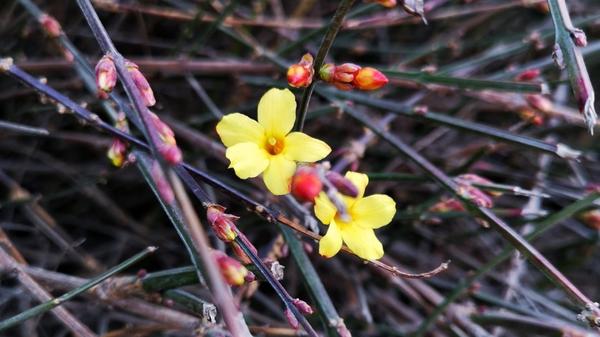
216, 88, 331, 195
314, 171, 396, 260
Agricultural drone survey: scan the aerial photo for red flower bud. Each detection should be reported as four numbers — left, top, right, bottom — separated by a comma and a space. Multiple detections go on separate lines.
125, 60, 156, 106
291, 167, 322, 202
375, 0, 397, 8
353, 67, 388, 91
518, 108, 544, 126
292, 298, 314, 315
580, 209, 600, 230
429, 198, 465, 213
457, 184, 493, 208
213, 250, 248, 286
107, 138, 128, 167
287, 53, 314, 88
39, 14, 61, 38
284, 308, 299, 329
515, 69, 541, 81
148, 112, 182, 164
326, 171, 359, 198
95, 55, 117, 93
206, 205, 238, 242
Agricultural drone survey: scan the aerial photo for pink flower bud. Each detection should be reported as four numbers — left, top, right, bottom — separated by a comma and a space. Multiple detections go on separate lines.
571, 28, 587, 47
107, 138, 128, 167
580, 209, 600, 230
375, 0, 397, 8
457, 185, 493, 208
326, 171, 359, 197
353, 67, 389, 91
525, 94, 553, 113
429, 198, 465, 213
39, 14, 61, 38
125, 60, 155, 106
95, 55, 117, 93
455, 174, 502, 197
213, 251, 248, 286
287, 53, 314, 88
292, 298, 314, 315
148, 112, 183, 164
284, 308, 299, 329
151, 161, 174, 204
206, 205, 238, 242
515, 69, 540, 81
291, 166, 322, 202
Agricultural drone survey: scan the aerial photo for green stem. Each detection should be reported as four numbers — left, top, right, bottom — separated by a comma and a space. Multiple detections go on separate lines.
0, 246, 156, 331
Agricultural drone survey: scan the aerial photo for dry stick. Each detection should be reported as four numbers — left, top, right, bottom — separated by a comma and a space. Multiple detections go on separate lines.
324, 97, 600, 324
0, 62, 440, 280
296, 0, 356, 132
547, 0, 597, 134
0, 247, 98, 337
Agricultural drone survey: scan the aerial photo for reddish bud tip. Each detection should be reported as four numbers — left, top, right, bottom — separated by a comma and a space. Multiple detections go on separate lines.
126, 60, 156, 106
95, 55, 117, 93
571, 28, 588, 47
287, 53, 314, 88
206, 205, 239, 242
515, 69, 541, 81
213, 251, 248, 286
429, 198, 465, 213
291, 167, 322, 202
525, 94, 553, 113
375, 0, 397, 8
292, 298, 314, 315
353, 67, 388, 91
284, 308, 299, 329
107, 138, 128, 167
39, 14, 61, 38
457, 185, 493, 208
580, 210, 600, 230
149, 112, 182, 164
326, 171, 359, 197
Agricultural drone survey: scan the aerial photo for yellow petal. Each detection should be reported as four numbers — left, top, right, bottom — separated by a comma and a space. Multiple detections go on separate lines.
262, 155, 296, 195
258, 88, 296, 138
216, 113, 265, 147
284, 132, 331, 163
319, 220, 343, 258
341, 225, 384, 260
225, 142, 269, 179
352, 194, 396, 229
314, 192, 337, 225
345, 171, 369, 199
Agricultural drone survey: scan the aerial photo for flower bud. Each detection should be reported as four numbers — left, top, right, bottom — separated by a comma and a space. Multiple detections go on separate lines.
519, 108, 544, 126
291, 166, 322, 202
319, 63, 336, 83
95, 55, 117, 93
429, 198, 465, 213
580, 209, 600, 230
125, 60, 156, 106
292, 298, 314, 315
206, 205, 238, 242
287, 53, 314, 88
151, 161, 174, 204
455, 174, 502, 197
515, 69, 540, 81
107, 138, 128, 167
326, 171, 359, 197
284, 308, 299, 329
571, 28, 587, 47
457, 184, 493, 208
375, 0, 397, 8
39, 14, 61, 38
353, 67, 389, 91
213, 251, 248, 286
148, 112, 183, 164
525, 94, 553, 113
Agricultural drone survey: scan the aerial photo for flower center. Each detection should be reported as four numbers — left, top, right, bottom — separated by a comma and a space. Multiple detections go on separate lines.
265, 136, 285, 155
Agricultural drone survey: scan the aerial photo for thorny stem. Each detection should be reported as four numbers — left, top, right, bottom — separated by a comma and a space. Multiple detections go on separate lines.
547, 0, 597, 134
0, 62, 445, 280
295, 0, 356, 132
328, 98, 600, 327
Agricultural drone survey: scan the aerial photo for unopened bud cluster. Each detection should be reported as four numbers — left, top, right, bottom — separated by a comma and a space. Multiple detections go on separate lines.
291, 165, 358, 203
94, 56, 156, 107
285, 298, 314, 329
319, 63, 388, 91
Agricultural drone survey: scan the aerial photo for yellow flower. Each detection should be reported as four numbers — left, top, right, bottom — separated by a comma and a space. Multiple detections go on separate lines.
216, 88, 331, 195
314, 172, 396, 260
